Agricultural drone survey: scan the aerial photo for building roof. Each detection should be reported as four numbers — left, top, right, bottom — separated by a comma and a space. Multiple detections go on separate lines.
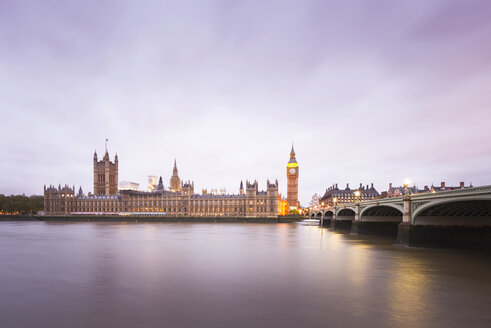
320, 183, 380, 201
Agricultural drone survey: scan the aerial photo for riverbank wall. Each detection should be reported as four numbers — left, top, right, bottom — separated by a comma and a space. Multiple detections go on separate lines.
0, 215, 304, 224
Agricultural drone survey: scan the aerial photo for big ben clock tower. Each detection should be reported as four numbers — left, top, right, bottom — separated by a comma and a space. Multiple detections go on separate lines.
287, 144, 299, 209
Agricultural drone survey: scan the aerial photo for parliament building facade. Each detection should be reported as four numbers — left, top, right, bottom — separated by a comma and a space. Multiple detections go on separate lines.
44, 149, 280, 217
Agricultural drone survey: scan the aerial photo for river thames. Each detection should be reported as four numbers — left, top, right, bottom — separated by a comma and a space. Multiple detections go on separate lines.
0, 221, 490, 328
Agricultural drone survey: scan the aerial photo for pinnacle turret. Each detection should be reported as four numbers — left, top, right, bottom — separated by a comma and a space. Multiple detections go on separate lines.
170, 159, 181, 192
173, 159, 178, 174
288, 143, 297, 164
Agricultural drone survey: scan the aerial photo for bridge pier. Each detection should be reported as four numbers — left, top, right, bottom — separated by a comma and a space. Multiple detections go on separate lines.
351, 220, 359, 233
330, 206, 354, 230
350, 204, 361, 233
352, 203, 402, 235
317, 209, 334, 229
328, 208, 337, 228
332, 217, 353, 230
395, 195, 413, 246
352, 220, 402, 235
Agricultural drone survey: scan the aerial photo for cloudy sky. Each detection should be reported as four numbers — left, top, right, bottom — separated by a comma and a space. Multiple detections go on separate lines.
1, 0, 491, 205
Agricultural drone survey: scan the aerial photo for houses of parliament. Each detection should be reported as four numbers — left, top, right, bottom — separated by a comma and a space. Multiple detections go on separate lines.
44, 146, 300, 217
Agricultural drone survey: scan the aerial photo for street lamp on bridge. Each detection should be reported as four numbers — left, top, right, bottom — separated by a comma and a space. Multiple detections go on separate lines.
404, 178, 411, 196
354, 190, 361, 203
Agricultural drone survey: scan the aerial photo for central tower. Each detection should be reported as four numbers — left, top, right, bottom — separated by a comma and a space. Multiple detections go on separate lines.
170, 159, 181, 192
286, 145, 299, 209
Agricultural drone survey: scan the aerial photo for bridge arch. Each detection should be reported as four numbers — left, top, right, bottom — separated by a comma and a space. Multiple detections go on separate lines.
322, 210, 334, 217
360, 204, 403, 217
413, 196, 491, 225
360, 204, 403, 222
337, 208, 355, 217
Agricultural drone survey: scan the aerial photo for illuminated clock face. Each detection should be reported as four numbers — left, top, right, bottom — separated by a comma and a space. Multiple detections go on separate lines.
289, 168, 296, 174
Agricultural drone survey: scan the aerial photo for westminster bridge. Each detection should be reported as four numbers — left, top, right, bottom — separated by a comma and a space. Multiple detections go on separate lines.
310, 185, 491, 247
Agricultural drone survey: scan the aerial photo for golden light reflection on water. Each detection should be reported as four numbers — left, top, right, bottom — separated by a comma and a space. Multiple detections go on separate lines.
387, 254, 431, 327
327, 231, 344, 250
346, 243, 369, 287
142, 223, 158, 240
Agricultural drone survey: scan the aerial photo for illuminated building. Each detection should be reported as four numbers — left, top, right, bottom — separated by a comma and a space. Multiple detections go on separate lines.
278, 195, 289, 216
320, 183, 379, 206
169, 159, 181, 192
119, 181, 139, 191
386, 181, 472, 198
148, 176, 158, 191
44, 148, 280, 217
286, 145, 299, 209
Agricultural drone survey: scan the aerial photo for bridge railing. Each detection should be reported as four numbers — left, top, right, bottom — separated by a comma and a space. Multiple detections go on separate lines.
353, 185, 491, 206
409, 185, 491, 200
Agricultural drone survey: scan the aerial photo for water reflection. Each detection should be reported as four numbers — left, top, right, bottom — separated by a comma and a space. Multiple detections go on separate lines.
388, 255, 430, 327
0, 222, 490, 328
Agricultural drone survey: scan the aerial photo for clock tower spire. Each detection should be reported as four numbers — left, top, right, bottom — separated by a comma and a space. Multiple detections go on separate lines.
286, 143, 299, 209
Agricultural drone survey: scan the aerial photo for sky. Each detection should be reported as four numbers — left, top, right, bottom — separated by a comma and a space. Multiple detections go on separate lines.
1, 0, 491, 206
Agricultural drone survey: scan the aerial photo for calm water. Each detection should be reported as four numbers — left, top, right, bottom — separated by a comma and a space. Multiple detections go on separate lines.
0, 221, 490, 328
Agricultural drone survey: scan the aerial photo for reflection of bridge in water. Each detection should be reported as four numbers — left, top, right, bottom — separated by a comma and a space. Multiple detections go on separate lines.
310, 186, 491, 248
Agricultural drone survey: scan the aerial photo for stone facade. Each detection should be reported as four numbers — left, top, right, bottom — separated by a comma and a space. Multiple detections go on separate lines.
93, 151, 118, 196
386, 181, 473, 198
286, 145, 299, 208
169, 159, 181, 192
44, 150, 279, 217
320, 183, 380, 206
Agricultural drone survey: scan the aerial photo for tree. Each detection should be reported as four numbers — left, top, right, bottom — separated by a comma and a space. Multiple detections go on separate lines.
0, 194, 5, 213
0, 194, 44, 215
289, 208, 300, 215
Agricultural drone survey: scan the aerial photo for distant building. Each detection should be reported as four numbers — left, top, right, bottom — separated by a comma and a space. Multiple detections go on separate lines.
320, 183, 380, 206
119, 181, 140, 191
310, 193, 320, 208
147, 176, 158, 191
429, 181, 472, 192
278, 194, 289, 216
386, 181, 472, 198
386, 183, 424, 198
44, 148, 280, 217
